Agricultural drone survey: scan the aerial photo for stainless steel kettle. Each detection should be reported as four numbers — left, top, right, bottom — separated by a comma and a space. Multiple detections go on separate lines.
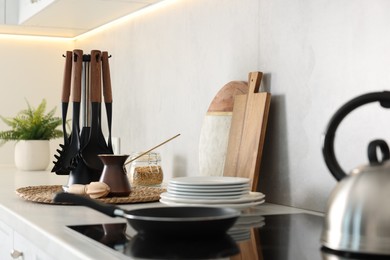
321, 91, 390, 256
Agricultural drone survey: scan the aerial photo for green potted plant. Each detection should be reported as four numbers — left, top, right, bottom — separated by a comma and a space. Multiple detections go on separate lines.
0, 99, 63, 171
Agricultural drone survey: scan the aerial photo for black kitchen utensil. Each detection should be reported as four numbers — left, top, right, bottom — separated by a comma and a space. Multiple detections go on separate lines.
101, 51, 114, 154
80, 50, 111, 171
74, 54, 91, 169
67, 53, 103, 185
53, 192, 240, 238
64, 49, 83, 171
67, 160, 101, 185
52, 51, 73, 175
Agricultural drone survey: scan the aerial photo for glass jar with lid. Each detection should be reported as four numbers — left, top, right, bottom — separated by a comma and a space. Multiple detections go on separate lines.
128, 152, 163, 186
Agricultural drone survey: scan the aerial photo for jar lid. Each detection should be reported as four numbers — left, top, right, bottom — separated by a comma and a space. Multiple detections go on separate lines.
129, 152, 161, 163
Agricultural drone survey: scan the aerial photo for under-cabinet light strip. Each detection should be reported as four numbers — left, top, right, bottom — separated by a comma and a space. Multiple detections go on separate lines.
0, 33, 71, 41
73, 0, 178, 41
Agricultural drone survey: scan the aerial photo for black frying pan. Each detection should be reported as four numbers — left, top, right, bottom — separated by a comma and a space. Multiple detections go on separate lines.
53, 192, 240, 238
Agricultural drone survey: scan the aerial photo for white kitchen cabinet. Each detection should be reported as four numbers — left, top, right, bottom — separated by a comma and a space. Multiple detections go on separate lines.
13, 231, 53, 260
0, 0, 4, 23
0, 220, 52, 260
0, 220, 13, 259
0, 0, 165, 37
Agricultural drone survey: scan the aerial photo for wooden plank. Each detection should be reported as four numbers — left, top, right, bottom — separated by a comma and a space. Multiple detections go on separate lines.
230, 229, 264, 260
223, 72, 271, 191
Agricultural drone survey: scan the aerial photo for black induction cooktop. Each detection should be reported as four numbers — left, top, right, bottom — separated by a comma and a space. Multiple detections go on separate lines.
68, 212, 390, 259
68, 213, 327, 259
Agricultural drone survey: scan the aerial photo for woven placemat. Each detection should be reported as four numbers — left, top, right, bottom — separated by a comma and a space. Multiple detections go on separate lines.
16, 185, 166, 205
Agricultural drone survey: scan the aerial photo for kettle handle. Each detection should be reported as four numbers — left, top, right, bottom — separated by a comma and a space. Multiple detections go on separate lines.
322, 91, 390, 181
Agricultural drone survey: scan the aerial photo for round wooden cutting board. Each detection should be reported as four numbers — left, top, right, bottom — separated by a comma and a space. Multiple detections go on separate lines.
199, 81, 248, 176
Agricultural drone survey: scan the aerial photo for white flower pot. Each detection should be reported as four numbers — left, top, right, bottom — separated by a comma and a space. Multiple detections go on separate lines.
14, 140, 50, 171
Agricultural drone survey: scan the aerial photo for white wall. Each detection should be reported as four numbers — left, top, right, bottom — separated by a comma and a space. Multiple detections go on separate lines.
1, 0, 390, 212
257, 0, 390, 211
0, 36, 73, 166
75, 0, 261, 182
75, 0, 390, 212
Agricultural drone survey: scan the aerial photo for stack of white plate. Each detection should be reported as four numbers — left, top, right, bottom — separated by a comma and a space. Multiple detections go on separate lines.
159, 176, 265, 209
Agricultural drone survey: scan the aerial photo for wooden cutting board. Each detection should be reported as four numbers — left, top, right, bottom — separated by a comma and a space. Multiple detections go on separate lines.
230, 229, 263, 260
223, 72, 271, 191
199, 81, 248, 176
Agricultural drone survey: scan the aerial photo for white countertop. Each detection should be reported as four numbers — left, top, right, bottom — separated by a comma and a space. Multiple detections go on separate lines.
0, 167, 320, 259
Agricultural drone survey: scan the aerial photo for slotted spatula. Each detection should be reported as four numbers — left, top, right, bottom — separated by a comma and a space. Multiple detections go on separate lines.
58, 49, 83, 172
52, 51, 73, 175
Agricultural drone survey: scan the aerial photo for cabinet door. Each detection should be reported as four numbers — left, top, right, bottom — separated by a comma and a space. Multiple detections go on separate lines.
13, 231, 52, 260
0, 220, 13, 259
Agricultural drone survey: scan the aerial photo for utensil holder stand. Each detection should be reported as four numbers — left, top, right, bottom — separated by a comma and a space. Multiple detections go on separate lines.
66, 51, 113, 185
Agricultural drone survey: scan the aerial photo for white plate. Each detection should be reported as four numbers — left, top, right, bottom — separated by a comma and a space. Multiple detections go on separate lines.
227, 229, 251, 242
167, 184, 250, 192
169, 176, 250, 186
160, 192, 265, 204
166, 188, 250, 197
159, 198, 265, 210
235, 215, 265, 225
164, 192, 245, 200
231, 221, 266, 230
240, 206, 267, 217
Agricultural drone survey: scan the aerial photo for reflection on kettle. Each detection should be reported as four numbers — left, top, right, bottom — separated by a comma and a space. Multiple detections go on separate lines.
322, 91, 390, 256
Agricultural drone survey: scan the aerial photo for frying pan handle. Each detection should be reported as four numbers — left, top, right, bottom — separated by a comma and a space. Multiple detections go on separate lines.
53, 192, 123, 218
322, 91, 390, 181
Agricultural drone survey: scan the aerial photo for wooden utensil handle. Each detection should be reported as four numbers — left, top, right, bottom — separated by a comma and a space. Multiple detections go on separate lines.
223, 71, 270, 191
101, 51, 113, 103
62, 51, 72, 102
90, 50, 102, 103
72, 49, 83, 102
248, 71, 262, 94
